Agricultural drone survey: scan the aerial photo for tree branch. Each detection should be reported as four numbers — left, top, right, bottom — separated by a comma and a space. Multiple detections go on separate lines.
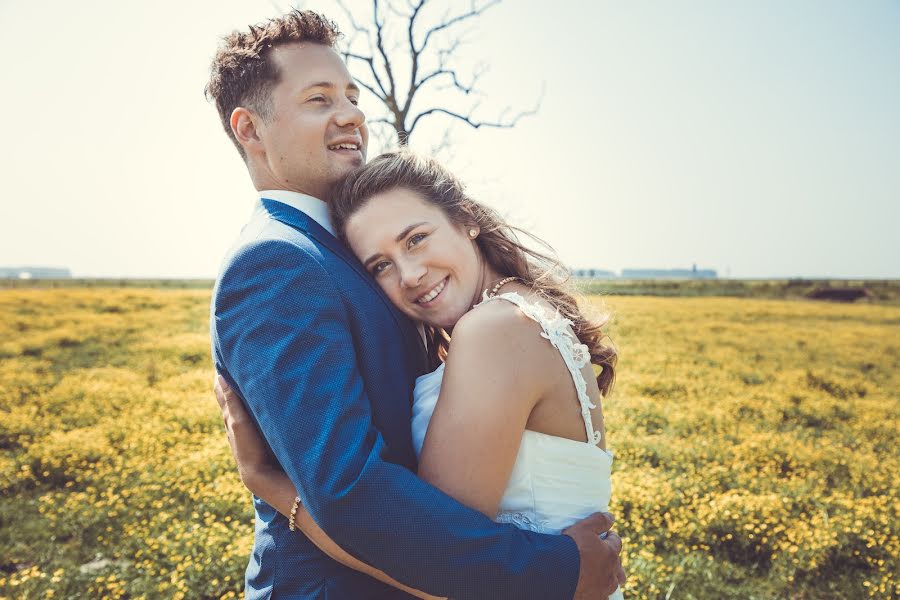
353, 74, 388, 103
416, 67, 479, 95
343, 51, 390, 99
334, 0, 538, 147
373, 0, 399, 109
335, 0, 371, 36
408, 94, 541, 137
429, 126, 454, 158
417, 0, 500, 54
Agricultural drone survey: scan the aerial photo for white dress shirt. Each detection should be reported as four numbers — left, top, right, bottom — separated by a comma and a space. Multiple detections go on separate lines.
258, 190, 336, 236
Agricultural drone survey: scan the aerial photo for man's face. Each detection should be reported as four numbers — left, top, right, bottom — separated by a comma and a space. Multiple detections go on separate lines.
257, 42, 368, 199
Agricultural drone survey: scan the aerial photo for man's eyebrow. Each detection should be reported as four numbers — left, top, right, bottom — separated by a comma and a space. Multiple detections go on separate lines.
302, 81, 336, 92
302, 81, 361, 93
361, 222, 429, 268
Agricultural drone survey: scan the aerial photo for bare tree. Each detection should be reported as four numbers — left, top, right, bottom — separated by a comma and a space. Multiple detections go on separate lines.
328, 0, 541, 151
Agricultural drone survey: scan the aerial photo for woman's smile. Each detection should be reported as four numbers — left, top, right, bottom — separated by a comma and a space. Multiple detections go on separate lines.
415, 276, 449, 305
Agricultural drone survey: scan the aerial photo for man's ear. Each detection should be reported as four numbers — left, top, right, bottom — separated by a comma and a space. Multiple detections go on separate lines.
231, 107, 264, 155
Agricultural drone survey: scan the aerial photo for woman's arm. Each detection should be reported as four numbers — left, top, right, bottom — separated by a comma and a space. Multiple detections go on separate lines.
214, 376, 444, 600
242, 466, 443, 600
418, 303, 548, 518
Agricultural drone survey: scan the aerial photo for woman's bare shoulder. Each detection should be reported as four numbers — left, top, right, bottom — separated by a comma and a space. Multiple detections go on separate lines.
447, 294, 557, 378
452, 295, 540, 342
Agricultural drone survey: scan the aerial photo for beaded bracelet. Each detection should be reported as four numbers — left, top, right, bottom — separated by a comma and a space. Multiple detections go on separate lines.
288, 496, 301, 531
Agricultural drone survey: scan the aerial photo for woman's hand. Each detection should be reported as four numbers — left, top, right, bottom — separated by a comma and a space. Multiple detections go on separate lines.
214, 374, 283, 485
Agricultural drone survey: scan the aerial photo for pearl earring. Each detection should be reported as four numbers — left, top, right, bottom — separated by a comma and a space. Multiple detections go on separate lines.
469, 228, 478, 238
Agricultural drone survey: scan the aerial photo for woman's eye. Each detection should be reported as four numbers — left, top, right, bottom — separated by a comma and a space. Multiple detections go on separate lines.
372, 261, 390, 275
408, 233, 427, 248
349, 97, 360, 106
308, 96, 326, 103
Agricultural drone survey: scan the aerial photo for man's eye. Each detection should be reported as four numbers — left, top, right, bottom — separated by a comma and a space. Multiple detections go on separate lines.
408, 233, 427, 248
349, 97, 360, 106
308, 96, 326, 103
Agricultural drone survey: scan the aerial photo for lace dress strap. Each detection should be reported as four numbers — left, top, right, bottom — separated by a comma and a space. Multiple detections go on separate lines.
477, 291, 603, 445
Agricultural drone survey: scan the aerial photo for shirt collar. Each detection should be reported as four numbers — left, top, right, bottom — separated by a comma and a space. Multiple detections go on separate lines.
258, 190, 335, 236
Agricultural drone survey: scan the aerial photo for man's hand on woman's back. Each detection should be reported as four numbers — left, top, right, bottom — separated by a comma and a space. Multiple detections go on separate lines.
563, 512, 626, 599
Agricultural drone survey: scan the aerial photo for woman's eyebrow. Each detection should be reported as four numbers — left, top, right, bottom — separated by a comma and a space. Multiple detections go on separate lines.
361, 222, 430, 268
394, 222, 428, 242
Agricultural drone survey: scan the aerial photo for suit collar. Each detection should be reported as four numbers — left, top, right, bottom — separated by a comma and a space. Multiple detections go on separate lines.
257, 190, 335, 236
259, 197, 427, 366
259, 197, 355, 269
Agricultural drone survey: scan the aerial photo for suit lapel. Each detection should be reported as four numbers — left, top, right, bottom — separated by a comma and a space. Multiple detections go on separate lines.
261, 198, 363, 276
260, 198, 427, 366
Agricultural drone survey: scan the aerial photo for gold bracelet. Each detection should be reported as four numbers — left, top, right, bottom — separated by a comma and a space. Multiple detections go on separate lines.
288, 496, 301, 531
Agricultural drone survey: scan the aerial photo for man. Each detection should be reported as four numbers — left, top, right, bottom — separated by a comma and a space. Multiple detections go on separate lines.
207, 10, 623, 599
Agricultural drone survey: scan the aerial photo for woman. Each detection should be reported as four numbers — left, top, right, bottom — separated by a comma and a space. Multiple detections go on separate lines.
215, 151, 623, 599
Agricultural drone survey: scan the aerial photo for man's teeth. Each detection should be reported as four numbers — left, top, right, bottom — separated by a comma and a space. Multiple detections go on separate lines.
329, 143, 359, 150
417, 279, 446, 303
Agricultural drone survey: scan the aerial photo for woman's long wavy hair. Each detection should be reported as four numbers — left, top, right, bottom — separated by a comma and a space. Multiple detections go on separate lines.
330, 151, 617, 397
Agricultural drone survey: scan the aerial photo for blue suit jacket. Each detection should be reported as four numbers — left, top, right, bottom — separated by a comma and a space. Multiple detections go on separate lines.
210, 198, 580, 599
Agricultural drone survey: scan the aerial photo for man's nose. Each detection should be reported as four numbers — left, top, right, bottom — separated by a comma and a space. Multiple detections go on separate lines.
335, 98, 365, 129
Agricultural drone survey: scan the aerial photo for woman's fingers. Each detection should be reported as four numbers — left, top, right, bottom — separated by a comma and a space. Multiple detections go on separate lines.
214, 374, 230, 410
215, 374, 251, 428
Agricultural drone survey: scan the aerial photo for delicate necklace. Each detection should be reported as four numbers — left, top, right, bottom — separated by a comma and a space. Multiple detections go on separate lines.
486, 276, 518, 298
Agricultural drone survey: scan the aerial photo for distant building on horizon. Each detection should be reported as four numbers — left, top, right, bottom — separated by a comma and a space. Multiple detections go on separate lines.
0, 267, 72, 279
621, 264, 717, 279
571, 268, 618, 279
572, 263, 717, 279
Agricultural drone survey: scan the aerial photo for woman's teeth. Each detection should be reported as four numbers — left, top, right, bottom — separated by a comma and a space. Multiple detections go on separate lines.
417, 278, 446, 304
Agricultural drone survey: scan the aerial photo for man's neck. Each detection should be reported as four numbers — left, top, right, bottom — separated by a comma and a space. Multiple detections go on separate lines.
255, 183, 323, 200
248, 162, 327, 202
259, 189, 324, 203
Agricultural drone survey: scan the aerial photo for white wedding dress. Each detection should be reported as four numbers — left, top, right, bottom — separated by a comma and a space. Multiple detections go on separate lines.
412, 292, 624, 600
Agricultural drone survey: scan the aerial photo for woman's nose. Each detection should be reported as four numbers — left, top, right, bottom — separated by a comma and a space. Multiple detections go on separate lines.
398, 260, 426, 289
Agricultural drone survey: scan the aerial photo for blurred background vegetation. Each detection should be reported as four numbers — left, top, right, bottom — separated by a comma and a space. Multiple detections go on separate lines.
4, 277, 898, 304
1, 283, 897, 599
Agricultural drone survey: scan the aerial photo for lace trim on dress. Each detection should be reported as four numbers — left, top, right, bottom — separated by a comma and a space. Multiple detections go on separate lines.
495, 510, 552, 533
477, 291, 603, 446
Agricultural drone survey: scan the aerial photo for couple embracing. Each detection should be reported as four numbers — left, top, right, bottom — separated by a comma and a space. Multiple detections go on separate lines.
208, 9, 625, 600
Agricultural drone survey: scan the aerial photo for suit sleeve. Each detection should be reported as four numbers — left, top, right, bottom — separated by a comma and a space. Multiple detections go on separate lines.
214, 238, 580, 599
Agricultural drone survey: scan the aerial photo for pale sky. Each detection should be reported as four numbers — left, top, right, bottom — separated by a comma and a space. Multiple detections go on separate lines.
1, 0, 898, 279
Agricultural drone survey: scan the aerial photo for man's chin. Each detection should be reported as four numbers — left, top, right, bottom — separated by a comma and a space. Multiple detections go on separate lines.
323, 163, 366, 200
334, 153, 365, 171
348, 151, 366, 166
328, 147, 366, 163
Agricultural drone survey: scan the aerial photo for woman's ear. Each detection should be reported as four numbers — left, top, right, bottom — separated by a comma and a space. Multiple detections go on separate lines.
467, 226, 480, 240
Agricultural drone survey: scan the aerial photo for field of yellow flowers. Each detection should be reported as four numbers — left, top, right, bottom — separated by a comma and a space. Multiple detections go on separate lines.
1, 288, 897, 599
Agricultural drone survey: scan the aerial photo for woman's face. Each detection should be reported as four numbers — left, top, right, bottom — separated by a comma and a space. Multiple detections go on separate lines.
344, 187, 489, 330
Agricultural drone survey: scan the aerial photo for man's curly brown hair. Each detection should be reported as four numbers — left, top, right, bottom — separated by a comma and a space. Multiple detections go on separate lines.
205, 10, 342, 159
